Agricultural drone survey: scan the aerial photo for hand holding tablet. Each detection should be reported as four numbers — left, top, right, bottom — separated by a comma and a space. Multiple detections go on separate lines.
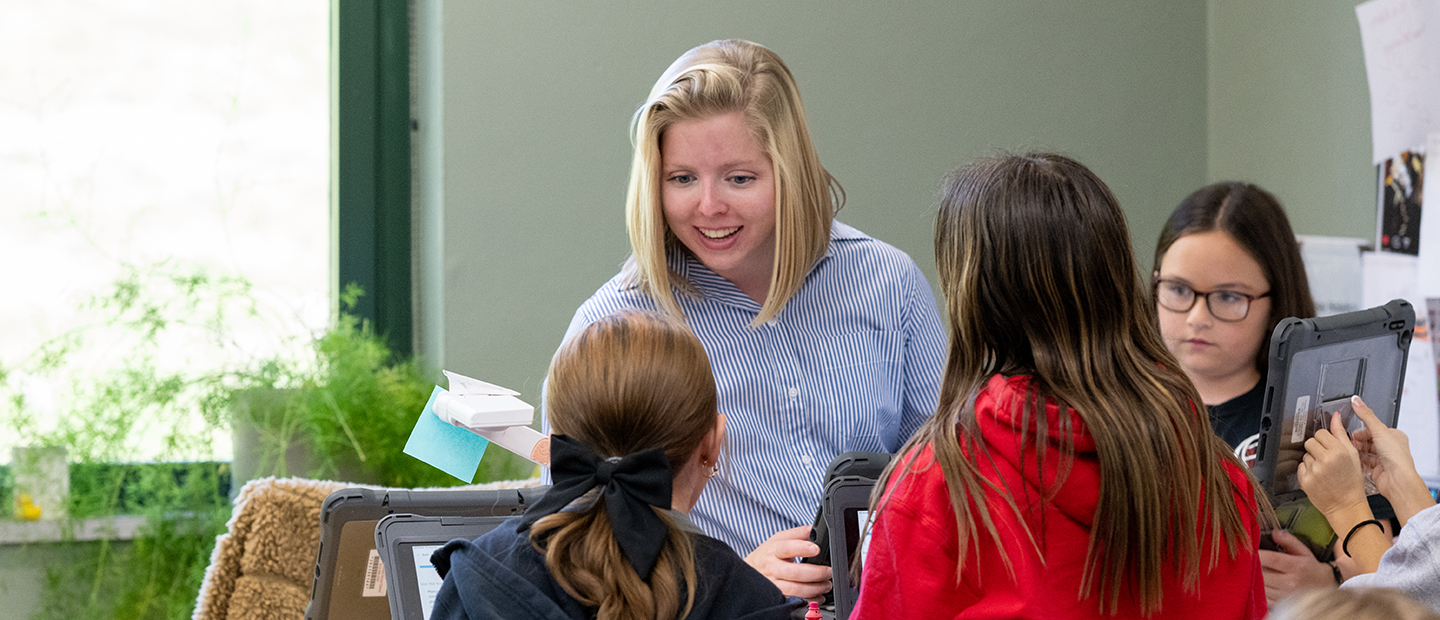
1297, 405, 1368, 519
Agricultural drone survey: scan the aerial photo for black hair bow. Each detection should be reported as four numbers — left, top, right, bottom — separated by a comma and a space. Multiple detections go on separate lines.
518, 434, 674, 579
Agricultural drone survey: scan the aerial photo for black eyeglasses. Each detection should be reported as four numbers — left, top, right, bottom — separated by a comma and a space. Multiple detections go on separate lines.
1155, 279, 1270, 322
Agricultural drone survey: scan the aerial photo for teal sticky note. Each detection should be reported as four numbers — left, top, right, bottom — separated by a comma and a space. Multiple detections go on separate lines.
404, 386, 490, 482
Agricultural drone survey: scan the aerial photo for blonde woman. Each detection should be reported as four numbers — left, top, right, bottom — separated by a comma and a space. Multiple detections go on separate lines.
431, 311, 800, 620
854, 153, 1267, 618
549, 39, 946, 598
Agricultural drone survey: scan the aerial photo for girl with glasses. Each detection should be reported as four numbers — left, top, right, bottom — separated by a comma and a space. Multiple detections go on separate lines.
1153, 182, 1331, 608
1152, 182, 1315, 459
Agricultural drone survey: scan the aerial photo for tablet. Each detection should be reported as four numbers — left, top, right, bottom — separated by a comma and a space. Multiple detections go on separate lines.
305, 486, 547, 620
374, 514, 512, 620
1253, 299, 1415, 503
821, 476, 877, 620
803, 451, 889, 568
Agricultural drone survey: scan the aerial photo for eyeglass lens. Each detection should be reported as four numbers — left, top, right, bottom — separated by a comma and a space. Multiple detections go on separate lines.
1157, 282, 1251, 321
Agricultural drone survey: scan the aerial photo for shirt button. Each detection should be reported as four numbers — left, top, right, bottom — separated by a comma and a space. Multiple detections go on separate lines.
788, 387, 800, 398
800, 454, 812, 464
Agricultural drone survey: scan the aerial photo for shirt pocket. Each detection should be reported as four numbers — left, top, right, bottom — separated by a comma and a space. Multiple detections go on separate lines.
811, 329, 905, 451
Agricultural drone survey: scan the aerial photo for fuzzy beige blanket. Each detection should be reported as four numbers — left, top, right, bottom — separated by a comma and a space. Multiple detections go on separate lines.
193, 477, 354, 620
193, 476, 541, 620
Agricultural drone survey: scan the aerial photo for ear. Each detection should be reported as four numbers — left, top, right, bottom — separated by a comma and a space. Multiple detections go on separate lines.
700, 414, 726, 467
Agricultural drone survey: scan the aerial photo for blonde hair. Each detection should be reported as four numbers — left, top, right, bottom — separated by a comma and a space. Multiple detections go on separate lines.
624, 39, 843, 325
874, 153, 1269, 615
1270, 588, 1440, 620
533, 310, 719, 620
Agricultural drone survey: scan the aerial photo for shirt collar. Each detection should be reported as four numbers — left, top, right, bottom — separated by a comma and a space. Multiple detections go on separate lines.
663, 220, 851, 309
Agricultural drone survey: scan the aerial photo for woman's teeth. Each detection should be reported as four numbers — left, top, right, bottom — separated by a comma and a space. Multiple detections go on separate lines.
700, 227, 740, 239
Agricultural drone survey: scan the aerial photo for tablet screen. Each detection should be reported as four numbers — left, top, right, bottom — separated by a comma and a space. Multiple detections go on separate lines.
405, 543, 445, 620
843, 507, 875, 582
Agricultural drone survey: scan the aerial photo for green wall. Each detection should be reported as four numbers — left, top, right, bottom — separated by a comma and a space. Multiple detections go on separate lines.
433, 1, 1211, 401
1207, 0, 1375, 241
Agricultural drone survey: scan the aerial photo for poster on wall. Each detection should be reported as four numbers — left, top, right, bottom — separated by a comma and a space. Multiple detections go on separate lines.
1356, 0, 1440, 165
1377, 151, 1425, 255
1361, 252, 1439, 480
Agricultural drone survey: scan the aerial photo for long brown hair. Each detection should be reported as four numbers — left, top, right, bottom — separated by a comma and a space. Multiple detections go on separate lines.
534, 310, 719, 620
624, 39, 844, 324
875, 153, 1264, 615
1152, 182, 1316, 373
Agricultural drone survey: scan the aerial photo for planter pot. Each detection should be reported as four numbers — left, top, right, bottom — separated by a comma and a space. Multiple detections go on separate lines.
230, 388, 364, 494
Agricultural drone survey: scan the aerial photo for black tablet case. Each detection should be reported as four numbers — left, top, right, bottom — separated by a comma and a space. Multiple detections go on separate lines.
1253, 299, 1414, 503
374, 514, 512, 620
305, 486, 548, 620
803, 451, 890, 567
822, 476, 878, 620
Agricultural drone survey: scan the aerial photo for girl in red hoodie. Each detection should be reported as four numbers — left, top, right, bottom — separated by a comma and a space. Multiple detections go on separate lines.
852, 153, 1270, 619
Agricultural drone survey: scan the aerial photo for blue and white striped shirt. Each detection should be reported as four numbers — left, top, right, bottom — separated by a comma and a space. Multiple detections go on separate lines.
545, 221, 946, 555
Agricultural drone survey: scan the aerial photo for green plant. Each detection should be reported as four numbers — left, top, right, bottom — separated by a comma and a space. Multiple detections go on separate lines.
227, 284, 532, 487
1, 268, 529, 620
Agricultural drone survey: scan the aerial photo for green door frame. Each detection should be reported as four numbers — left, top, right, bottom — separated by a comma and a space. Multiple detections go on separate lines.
333, 0, 413, 357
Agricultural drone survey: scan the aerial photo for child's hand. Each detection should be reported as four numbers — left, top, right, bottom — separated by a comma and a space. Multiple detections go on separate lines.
1259, 530, 1337, 607
1349, 396, 1434, 525
1297, 411, 1367, 521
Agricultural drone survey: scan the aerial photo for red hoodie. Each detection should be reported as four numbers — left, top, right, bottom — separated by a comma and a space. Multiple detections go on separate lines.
852, 375, 1265, 619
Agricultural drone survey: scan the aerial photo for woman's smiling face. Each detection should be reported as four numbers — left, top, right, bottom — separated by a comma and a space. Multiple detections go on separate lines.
660, 112, 777, 302
1156, 230, 1272, 400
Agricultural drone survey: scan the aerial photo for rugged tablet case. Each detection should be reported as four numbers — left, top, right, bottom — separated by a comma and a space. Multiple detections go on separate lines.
823, 476, 879, 620
305, 486, 548, 620
373, 513, 512, 620
803, 451, 890, 567
1253, 299, 1414, 504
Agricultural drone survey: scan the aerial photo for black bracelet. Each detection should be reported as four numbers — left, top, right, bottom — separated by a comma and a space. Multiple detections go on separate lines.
1342, 519, 1384, 558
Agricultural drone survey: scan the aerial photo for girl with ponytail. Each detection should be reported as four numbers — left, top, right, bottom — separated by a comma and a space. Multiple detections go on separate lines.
430, 310, 799, 620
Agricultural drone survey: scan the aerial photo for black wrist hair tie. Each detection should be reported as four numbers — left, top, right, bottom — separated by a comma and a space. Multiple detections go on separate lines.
517, 434, 674, 580
1342, 519, 1384, 558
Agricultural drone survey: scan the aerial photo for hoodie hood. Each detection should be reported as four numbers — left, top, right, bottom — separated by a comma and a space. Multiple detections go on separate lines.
974, 374, 1101, 526
430, 518, 801, 620
435, 536, 574, 620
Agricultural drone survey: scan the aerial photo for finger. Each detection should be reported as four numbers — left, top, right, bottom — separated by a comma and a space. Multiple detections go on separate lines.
1270, 529, 1312, 556
1352, 396, 1387, 432
1258, 550, 1302, 572
769, 538, 823, 560
1330, 411, 1352, 444
766, 561, 833, 585
770, 524, 812, 541
1311, 427, 1338, 450
772, 577, 833, 600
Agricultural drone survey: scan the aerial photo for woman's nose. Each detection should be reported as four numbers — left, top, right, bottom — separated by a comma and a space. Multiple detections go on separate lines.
696, 181, 725, 216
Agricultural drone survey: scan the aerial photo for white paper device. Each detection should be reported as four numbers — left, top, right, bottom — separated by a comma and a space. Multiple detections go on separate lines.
432, 371, 550, 465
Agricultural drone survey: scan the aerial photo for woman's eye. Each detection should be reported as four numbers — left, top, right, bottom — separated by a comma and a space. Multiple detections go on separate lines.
1162, 282, 1191, 297
668, 174, 694, 184
729, 175, 755, 185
